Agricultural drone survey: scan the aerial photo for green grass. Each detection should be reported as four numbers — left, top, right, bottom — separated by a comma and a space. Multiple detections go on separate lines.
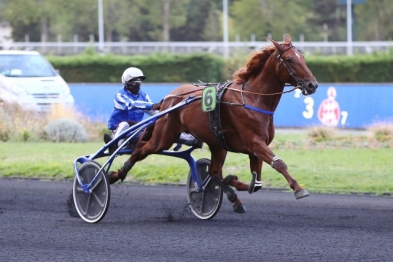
0, 135, 392, 195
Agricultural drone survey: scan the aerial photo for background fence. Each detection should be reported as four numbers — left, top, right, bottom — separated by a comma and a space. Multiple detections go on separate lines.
5, 41, 393, 56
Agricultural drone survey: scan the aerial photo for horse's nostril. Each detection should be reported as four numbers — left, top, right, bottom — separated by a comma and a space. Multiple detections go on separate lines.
308, 82, 317, 89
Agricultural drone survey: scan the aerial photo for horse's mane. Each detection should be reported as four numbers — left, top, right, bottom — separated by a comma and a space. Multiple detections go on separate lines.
232, 45, 276, 84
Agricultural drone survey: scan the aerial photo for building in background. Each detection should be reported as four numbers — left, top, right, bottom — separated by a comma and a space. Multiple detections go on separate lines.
0, 22, 13, 50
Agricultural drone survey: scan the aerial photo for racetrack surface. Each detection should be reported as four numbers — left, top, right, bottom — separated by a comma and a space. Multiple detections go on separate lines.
1, 179, 392, 262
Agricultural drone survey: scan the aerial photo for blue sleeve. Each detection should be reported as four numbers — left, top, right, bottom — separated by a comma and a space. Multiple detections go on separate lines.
128, 100, 153, 110
114, 92, 153, 111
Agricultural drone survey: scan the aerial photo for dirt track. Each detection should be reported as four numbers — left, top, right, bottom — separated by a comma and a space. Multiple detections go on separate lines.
1, 179, 392, 261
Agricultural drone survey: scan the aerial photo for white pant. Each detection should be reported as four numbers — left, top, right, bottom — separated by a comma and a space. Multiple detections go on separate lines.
112, 122, 133, 147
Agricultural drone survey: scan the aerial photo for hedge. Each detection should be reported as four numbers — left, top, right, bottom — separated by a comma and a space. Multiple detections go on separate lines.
47, 50, 393, 83
306, 51, 393, 83
47, 52, 225, 83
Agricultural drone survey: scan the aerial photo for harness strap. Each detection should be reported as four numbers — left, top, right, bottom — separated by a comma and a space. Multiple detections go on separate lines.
244, 104, 274, 115
240, 82, 274, 115
209, 82, 232, 151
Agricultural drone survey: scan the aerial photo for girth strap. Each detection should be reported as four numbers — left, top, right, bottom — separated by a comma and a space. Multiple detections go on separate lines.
209, 82, 232, 151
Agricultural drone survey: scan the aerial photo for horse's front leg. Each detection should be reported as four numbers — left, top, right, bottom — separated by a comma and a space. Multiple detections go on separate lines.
247, 155, 263, 194
256, 143, 309, 199
270, 155, 309, 199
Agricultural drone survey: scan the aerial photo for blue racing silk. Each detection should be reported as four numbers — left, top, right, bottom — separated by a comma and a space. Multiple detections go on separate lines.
107, 87, 156, 130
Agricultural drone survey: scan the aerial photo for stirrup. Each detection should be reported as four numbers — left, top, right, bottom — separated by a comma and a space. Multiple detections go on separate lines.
173, 143, 182, 151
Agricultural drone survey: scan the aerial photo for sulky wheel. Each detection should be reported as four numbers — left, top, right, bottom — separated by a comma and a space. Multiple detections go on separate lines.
73, 161, 110, 223
187, 158, 223, 220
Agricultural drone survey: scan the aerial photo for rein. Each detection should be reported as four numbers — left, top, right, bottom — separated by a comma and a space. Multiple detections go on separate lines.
226, 85, 297, 96
162, 83, 297, 117
163, 44, 301, 116
164, 82, 296, 100
164, 88, 204, 99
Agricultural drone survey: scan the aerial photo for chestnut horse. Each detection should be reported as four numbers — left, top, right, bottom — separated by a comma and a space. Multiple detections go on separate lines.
109, 34, 318, 213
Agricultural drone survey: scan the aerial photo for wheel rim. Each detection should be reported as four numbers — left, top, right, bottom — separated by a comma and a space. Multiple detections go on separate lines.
73, 161, 110, 223
187, 158, 222, 220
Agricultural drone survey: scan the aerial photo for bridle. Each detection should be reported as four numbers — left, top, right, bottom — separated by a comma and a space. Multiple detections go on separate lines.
221, 45, 305, 115
268, 45, 305, 91
225, 45, 304, 97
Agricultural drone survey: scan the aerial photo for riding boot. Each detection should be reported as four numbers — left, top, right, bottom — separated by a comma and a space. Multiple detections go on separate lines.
103, 133, 117, 155
176, 132, 203, 148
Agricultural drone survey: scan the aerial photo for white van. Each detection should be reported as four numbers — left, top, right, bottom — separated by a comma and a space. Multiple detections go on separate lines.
0, 50, 74, 112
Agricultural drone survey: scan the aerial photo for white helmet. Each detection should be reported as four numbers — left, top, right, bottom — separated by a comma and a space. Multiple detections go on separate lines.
121, 67, 146, 84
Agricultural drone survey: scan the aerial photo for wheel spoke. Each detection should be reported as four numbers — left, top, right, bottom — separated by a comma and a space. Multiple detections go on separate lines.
91, 192, 105, 208
82, 194, 91, 216
90, 173, 104, 191
188, 188, 198, 194
75, 187, 85, 193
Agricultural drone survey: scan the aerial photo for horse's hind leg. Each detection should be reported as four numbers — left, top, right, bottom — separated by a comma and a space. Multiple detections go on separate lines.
210, 148, 246, 213
108, 121, 180, 184
222, 155, 262, 194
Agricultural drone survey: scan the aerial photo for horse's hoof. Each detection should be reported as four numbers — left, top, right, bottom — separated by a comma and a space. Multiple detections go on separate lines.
248, 172, 262, 194
233, 204, 246, 214
294, 189, 309, 199
252, 185, 262, 193
232, 198, 246, 213
108, 171, 119, 184
108, 170, 126, 184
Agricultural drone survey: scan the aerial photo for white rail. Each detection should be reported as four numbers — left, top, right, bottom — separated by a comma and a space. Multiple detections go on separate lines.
5, 41, 393, 56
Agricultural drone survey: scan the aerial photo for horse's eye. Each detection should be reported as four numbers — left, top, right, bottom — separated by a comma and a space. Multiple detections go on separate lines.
286, 58, 293, 63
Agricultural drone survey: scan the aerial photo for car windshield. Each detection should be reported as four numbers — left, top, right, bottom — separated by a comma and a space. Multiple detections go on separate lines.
0, 54, 56, 77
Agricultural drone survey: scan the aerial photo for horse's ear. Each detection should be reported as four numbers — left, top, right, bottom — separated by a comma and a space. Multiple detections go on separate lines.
284, 34, 292, 44
271, 39, 284, 53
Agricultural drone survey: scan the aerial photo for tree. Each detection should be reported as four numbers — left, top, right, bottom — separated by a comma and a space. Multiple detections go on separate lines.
306, 0, 347, 41
230, 0, 313, 42
103, 0, 136, 42
201, 6, 222, 41
2, 0, 393, 44
124, 0, 189, 41
356, 0, 393, 41
170, 0, 221, 41
55, 0, 99, 42
3, 0, 68, 41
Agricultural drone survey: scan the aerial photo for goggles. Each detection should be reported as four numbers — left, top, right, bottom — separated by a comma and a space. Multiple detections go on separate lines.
127, 81, 141, 87
128, 77, 144, 82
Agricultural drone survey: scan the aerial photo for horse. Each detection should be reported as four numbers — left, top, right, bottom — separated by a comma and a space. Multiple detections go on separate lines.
108, 34, 318, 213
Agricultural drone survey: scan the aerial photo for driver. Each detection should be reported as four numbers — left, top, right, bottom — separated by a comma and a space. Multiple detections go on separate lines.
104, 67, 202, 154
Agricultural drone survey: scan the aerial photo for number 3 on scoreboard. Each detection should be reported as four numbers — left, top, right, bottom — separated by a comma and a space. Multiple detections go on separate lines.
302, 97, 314, 119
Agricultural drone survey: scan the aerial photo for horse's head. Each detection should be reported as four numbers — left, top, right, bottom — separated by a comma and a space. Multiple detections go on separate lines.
271, 34, 318, 95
